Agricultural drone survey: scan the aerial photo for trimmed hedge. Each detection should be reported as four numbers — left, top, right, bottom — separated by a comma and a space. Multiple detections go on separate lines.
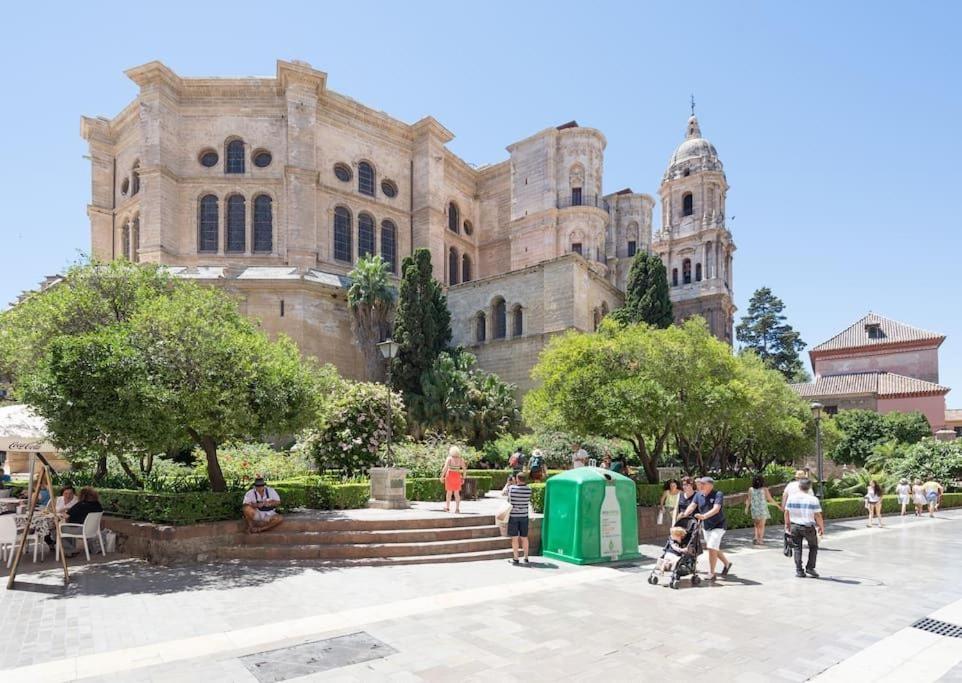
467, 470, 511, 490
406, 476, 493, 502
531, 483, 546, 513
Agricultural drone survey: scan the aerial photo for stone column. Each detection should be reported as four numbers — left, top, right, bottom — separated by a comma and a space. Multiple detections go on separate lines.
82, 119, 116, 261
283, 78, 321, 269
411, 117, 453, 281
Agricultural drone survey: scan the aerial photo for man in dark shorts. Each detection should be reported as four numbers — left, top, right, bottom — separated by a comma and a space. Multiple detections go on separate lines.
507, 472, 532, 565
683, 477, 732, 581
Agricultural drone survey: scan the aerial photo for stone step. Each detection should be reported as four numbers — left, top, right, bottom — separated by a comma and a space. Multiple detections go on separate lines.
274, 515, 497, 533
215, 535, 513, 561
240, 525, 502, 546
315, 548, 517, 567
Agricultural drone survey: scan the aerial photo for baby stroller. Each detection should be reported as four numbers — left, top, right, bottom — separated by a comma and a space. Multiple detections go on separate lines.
648, 517, 704, 589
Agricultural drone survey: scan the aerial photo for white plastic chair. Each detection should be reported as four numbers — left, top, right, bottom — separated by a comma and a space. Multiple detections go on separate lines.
57, 511, 105, 562
0, 515, 45, 566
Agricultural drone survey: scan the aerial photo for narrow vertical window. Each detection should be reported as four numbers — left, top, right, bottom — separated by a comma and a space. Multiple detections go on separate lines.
226, 195, 246, 252
462, 254, 472, 283
198, 195, 219, 252
476, 313, 486, 343
280, 299, 285, 317
253, 195, 273, 253
571, 242, 583, 256
672, 268, 678, 287
358, 213, 375, 258
695, 262, 702, 282
130, 162, 140, 196
121, 223, 131, 261
358, 162, 375, 196
226, 139, 245, 174
627, 240, 637, 257
512, 305, 523, 337
683, 258, 692, 284
682, 192, 693, 217
333, 207, 352, 262
493, 298, 506, 339
448, 202, 460, 233
448, 247, 459, 286
571, 187, 582, 206
131, 217, 140, 262
380, 220, 397, 273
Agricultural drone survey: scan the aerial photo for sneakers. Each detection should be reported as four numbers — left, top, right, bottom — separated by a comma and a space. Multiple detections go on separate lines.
796, 571, 806, 578
721, 562, 733, 576
510, 558, 519, 566
805, 569, 820, 578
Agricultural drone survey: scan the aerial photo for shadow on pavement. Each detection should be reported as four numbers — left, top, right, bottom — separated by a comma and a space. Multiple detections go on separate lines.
818, 575, 885, 587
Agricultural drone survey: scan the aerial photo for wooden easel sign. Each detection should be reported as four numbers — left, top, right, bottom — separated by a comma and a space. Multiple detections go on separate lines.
6, 452, 69, 589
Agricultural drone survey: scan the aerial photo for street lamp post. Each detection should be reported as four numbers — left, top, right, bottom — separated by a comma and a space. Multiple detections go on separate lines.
811, 402, 824, 499
377, 338, 401, 463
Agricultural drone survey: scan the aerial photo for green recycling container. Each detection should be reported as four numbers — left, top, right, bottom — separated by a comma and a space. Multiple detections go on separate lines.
541, 467, 640, 564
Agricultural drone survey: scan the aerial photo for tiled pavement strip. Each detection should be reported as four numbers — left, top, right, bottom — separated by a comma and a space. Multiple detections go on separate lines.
4, 510, 962, 681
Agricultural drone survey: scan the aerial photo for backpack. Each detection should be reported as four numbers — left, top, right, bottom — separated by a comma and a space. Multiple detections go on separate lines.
529, 454, 543, 471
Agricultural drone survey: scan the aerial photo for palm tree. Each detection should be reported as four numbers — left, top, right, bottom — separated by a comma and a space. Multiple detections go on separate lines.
347, 255, 395, 382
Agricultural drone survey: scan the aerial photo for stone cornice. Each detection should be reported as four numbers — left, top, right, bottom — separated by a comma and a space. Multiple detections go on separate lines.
276, 60, 327, 96
810, 338, 945, 362
412, 116, 454, 144
125, 61, 182, 91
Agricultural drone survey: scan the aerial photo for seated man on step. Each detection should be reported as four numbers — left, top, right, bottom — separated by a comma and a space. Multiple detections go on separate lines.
242, 476, 283, 534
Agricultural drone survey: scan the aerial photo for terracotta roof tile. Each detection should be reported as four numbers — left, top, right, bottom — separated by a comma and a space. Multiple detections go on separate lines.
790, 371, 949, 399
811, 313, 944, 353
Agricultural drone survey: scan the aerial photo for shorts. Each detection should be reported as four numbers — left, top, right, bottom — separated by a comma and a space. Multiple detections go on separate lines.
253, 510, 276, 523
702, 527, 726, 550
507, 516, 529, 537
927, 491, 938, 502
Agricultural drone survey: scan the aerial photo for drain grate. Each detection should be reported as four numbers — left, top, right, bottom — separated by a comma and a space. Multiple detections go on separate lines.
240, 631, 397, 682
912, 618, 962, 638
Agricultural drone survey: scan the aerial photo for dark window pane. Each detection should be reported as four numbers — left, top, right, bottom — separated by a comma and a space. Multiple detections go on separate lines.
358, 162, 375, 196
358, 214, 375, 258
627, 241, 637, 257
334, 163, 352, 182
131, 218, 140, 262
513, 307, 523, 337
131, 164, 140, 195
381, 180, 397, 198
493, 299, 506, 339
672, 268, 678, 286
253, 151, 272, 168
462, 255, 471, 283
200, 151, 219, 167
380, 220, 397, 273
695, 262, 702, 282
571, 242, 582, 256
571, 188, 582, 206
683, 258, 692, 285
476, 314, 486, 342
334, 207, 352, 262
448, 203, 459, 233
463, 220, 473, 236
253, 195, 273, 252
199, 195, 219, 252
682, 192, 693, 216
122, 224, 130, 261
448, 248, 459, 286
226, 195, 246, 252
226, 140, 245, 174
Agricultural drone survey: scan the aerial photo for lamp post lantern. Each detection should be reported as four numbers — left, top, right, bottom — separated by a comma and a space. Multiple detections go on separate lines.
811, 402, 824, 499
377, 339, 401, 462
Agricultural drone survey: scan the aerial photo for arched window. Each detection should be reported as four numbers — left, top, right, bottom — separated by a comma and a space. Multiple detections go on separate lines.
226, 195, 246, 252
226, 139, 245, 174
121, 223, 130, 261
462, 254, 472, 283
131, 217, 140, 262
130, 162, 140, 196
695, 262, 702, 282
476, 312, 486, 343
682, 258, 692, 285
682, 192, 693, 217
493, 298, 506, 339
512, 305, 523, 337
333, 207, 352, 262
380, 220, 397, 273
358, 161, 375, 196
448, 202, 460, 233
358, 213, 375, 258
198, 194, 219, 252
671, 268, 678, 287
253, 195, 273, 253
448, 247, 459, 286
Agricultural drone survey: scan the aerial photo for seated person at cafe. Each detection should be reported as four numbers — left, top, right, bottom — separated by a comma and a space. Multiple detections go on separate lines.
242, 477, 283, 533
46, 486, 79, 548
61, 487, 104, 557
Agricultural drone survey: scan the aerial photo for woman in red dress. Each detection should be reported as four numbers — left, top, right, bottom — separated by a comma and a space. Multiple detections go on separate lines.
441, 445, 468, 513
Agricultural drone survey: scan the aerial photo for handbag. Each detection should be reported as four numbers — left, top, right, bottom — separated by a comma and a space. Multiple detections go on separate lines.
656, 509, 665, 525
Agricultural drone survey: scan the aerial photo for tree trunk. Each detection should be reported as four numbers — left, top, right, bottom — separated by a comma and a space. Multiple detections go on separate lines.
115, 454, 144, 489
188, 429, 226, 492
94, 456, 108, 484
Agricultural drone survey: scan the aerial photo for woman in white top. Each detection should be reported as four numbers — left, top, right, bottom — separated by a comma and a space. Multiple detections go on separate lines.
896, 479, 911, 516
865, 480, 883, 528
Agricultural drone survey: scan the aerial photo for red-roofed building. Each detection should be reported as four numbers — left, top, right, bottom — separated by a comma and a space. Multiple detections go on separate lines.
791, 313, 950, 431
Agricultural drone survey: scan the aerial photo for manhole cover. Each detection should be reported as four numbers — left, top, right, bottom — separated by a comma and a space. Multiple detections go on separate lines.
240, 631, 397, 682
913, 618, 962, 638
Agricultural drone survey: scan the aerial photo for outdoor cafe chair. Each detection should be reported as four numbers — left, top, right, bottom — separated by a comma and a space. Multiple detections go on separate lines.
0, 514, 46, 566
57, 511, 106, 562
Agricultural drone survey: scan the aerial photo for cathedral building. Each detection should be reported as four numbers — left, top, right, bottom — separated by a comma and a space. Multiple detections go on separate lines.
81, 60, 735, 393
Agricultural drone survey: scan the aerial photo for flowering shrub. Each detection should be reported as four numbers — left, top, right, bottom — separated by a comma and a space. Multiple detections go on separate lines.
389, 435, 478, 478
296, 381, 406, 477
191, 442, 314, 485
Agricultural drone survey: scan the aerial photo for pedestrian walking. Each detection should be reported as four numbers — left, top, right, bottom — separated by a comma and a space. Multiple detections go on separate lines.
912, 479, 927, 516
506, 472, 532, 565
658, 479, 680, 526
781, 469, 807, 507
528, 448, 545, 482
441, 445, 467, 513
896, 479, 911, 516
865, 480, 883, 528
923, 477, 943, 517
745, 475, 780, 545
682, 477, 732, 581
784, 479, 824, 578
570, 442, 589, 469
675, 477, 697, 522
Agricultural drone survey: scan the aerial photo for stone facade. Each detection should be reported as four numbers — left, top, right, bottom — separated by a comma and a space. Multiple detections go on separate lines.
82, 60, 735, 390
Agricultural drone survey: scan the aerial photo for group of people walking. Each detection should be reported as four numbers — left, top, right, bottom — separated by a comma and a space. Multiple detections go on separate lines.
896, 478, 944, 519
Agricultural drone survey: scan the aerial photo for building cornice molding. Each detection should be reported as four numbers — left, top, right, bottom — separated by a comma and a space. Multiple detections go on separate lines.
810, 338, 945, 362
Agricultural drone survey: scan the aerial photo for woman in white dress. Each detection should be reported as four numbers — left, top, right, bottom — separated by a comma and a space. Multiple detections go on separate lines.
896, 479, 911, 516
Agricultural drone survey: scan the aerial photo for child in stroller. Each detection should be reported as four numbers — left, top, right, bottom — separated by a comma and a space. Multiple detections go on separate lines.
648, 517, 704, 589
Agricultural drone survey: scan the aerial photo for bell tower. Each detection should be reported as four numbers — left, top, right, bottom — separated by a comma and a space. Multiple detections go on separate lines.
651, 110, 735, 343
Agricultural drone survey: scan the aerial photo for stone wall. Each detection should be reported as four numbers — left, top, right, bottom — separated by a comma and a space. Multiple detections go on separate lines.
814, 347, 940, 384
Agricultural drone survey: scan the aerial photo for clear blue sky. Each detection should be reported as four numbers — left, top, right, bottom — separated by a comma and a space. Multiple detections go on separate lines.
1, 2, 960, 400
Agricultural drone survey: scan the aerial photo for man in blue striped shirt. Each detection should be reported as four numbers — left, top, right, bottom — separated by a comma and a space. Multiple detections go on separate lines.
784, 479, 825, 578
507, 472, 532, 565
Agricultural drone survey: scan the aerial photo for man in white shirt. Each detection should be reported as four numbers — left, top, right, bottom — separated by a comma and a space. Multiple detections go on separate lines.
242, 477, 283, 533
571, 442, 589, 469
784, 479, 824, 578
56, 485, 78, 514
781, 469, 807, 506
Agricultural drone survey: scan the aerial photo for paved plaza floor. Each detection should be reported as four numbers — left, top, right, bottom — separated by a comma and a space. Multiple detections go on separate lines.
3, 509, 962, 682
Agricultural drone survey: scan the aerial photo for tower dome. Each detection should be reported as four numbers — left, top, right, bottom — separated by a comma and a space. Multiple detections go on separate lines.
664, 115, 723, 180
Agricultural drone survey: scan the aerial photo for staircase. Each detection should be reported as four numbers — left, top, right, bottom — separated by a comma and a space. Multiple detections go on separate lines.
213, 513, 517, 566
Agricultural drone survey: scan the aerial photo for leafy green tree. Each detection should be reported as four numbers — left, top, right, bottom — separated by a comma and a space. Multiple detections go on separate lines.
610, 252, 673, 328
882, 411, 931, 445
390, 249, 452, 398
347, 255, 395, 382
830, 410, 888, 467
20, 282, 322, 492
410, 350, 521, 448
869, 438, 962, 483
735, 287, 808, 382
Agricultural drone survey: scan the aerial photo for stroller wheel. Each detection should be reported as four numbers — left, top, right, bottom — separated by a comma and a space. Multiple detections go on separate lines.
669, 579, 680, 590
691, 574, 702, 586
647, 574, 659, 585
